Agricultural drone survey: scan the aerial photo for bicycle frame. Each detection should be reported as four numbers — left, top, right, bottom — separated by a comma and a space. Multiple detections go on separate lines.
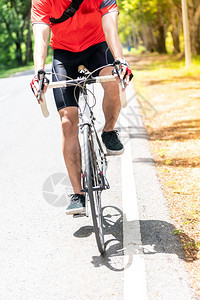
78, 88, 92, 217
74, 80, 109, 253
78, 86, 109, 217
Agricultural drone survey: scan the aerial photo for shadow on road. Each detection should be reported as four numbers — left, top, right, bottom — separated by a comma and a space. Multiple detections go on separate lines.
74, 206, 197, 271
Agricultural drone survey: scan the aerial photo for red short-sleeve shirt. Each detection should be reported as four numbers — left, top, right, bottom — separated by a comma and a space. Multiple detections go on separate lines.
31, 0, 119, 52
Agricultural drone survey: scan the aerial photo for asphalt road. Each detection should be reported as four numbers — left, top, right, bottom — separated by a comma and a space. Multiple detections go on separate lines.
0, 70, 197, 299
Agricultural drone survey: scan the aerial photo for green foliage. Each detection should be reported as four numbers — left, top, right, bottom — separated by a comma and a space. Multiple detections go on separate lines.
165, 31, 174, 54
119, 0, 157, 23
118, 0, 180, 54
0, 0, 32, 68
118, 0, 200, 55
118, 12, 134, 45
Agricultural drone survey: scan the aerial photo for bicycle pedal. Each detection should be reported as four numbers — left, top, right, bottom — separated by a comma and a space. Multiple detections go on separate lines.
73, 213, 86, 218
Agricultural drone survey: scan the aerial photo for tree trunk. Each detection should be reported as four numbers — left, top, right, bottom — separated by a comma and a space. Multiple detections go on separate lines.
141, 23, 148, 52
171, 27, 180, 53
171, 9, 181, 53
156, 25, 167, 53
188, 0, 196, 54
132, 23, 137, 48
193, 3, 200, 54
147, 22, 157, 52
15, 32, 23, 65
154, 8, 167, 54
25, 10, 33, 63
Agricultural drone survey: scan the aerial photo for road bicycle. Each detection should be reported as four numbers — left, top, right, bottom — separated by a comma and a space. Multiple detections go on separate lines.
37, 64, 126, 254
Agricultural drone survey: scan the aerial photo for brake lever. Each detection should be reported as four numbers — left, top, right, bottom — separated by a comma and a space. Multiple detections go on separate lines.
113, 62, 126, 90
37, 69, 45, 100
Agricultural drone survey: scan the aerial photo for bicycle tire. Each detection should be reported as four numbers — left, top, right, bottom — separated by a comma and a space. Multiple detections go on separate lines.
84, 125, 105, 254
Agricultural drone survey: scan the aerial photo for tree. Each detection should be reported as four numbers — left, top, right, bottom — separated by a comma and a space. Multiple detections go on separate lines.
118, 0, 183, 54
188, 0, 200, 55
0, 0, 32, 68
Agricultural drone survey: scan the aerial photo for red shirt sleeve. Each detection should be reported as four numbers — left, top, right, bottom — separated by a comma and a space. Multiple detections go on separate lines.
31, 0, 51, 25
99, 0, 119, 16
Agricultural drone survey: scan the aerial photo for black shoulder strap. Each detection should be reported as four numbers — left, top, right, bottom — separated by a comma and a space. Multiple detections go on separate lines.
50, 0, 84, 24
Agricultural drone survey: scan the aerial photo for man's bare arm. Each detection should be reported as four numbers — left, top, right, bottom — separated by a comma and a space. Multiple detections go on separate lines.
31, 24, 50, 99
102, 12, 124, 60
33, 24, 50, 74
102, 12, 132, 86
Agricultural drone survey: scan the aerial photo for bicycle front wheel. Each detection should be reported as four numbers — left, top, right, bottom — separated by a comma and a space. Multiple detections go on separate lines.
84, 126, 105, 254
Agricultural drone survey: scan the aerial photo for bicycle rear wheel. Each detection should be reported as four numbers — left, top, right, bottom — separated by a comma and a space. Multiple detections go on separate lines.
84, 126, 105, 254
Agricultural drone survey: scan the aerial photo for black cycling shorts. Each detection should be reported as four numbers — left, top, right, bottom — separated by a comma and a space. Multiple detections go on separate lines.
52, 41, 114, 110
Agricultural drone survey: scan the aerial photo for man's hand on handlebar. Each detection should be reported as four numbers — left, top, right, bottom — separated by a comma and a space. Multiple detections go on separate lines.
113, 59, 133, 90
30, 69, 49, 103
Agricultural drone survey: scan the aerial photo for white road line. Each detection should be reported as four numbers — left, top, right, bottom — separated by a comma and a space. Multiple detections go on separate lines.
121, 89, 148, 300
0, 94, 10, 102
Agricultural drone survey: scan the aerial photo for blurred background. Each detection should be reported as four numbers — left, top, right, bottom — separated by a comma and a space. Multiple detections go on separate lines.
0, 0, 200, 76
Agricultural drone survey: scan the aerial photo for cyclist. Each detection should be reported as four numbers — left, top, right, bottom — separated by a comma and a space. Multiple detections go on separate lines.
30, 0, 133, 215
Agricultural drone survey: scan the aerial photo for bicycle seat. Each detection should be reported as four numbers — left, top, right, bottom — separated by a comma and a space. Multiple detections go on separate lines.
78, 65, 90, 77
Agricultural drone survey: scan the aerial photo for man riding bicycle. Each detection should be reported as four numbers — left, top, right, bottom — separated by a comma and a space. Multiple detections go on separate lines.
30, 0, 133, 215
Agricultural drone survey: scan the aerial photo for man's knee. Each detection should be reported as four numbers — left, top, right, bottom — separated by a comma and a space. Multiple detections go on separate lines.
59, 107, 79, 138
61, 118, 78, 138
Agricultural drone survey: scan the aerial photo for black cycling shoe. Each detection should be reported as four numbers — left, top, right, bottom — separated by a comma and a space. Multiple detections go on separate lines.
101, 130, 124, 155
66, 194, 86, 215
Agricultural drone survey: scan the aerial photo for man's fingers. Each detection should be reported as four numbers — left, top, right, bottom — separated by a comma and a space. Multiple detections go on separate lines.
42, 83, 48, 93
121, 66, 127, 80
34, 81, 48, 99
33, 86, 38, 98
34, 82, 40, 92
125, 74, 130, 86
32, 82, 42, 102
30, 75, 47, 103
113, 61, 133, 90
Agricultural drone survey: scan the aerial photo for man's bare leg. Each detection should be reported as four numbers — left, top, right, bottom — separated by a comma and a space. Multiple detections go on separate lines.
100, 67, 121, 132
59, 107, 83, 195
100, 67, 124, 155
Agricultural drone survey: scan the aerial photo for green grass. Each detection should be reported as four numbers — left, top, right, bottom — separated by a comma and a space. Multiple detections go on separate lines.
0, 55, 52, 79
0, 63, 34, 78
133, 54, 200, 79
